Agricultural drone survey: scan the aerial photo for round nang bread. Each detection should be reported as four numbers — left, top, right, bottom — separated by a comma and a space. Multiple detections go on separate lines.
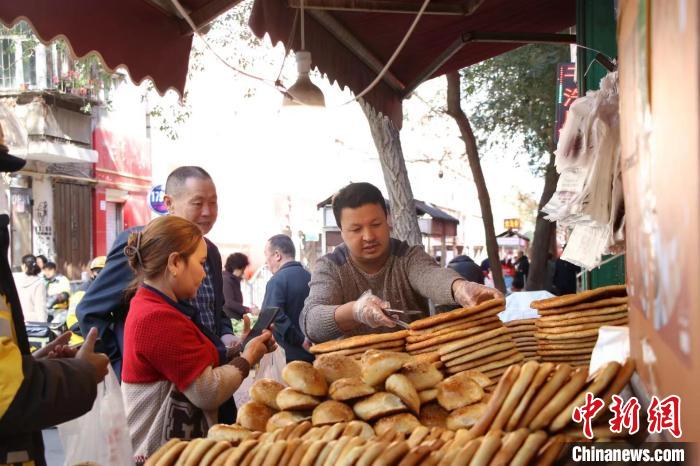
374, 413, 421, 435
265, 411, 309, 432
405, 316, 500, 343
385, 373, 420, 414
401, 361, 444, 391
309, 330, 408, 354
312, 400, 355, 426
436, 372, 485, 411
536, 311, 628, 327
418, 388, 438, 403
446, 348, 523, 373
282, 361, 328, 396
456, 370, 492, 388
442, 348, 519, 372
446, 401, 488, 430
276, 387, 321, 411
361, 350, 411, 386
405, 321, 504, 351
249, 378, 285, 410
440, 339, 513, 363
328, 377, 376, 401
408, 298, 505, 330
313, 353, 362, 383
236, 401, 276, 432
538, 297, 628, 316
207, 423, 253, 442
530, 284, 627, 310
418, 402, 448, 428
352, 392, 407, 421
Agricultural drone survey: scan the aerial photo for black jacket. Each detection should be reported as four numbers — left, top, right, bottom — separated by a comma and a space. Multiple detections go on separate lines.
0, 214, 97, 466
223, 271, 248, 320
76, 227, 232, 380
448, 255, 484, 284
262, 261, 313, 363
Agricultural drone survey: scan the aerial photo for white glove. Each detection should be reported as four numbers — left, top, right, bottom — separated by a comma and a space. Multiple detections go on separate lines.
352, 290, 396, 329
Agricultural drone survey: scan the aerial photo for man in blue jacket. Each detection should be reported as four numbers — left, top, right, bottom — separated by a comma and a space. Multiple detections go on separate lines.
262, 234, 313, 363
76, 166, 236, 381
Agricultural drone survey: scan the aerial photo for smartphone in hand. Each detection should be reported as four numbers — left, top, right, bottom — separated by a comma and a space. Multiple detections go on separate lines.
241, 307, 280, 349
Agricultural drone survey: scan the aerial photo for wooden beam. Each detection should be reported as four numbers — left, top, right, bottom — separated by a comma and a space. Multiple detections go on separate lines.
290, 0, 483, 16
403, 36, 466, 96
404, 31, 576, 96
308, 10, 406, 93
187, 0, 243, 32
461, 31, 577, 44
145, 0, 186, 18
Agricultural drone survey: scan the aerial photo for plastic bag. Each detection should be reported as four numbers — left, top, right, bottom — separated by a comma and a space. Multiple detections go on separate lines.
255, 345, 287, 384
58, 366, 133, 466
233, 345, 287, 408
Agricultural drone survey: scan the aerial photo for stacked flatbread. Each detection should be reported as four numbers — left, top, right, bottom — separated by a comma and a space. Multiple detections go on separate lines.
504, 319, 539, 362
148, 357, 636, 465
406, 299, 523, 385
531, 285, 628, 368
308, 330, 408, 362
149, 422, 567, 466
445, 358, 636, 440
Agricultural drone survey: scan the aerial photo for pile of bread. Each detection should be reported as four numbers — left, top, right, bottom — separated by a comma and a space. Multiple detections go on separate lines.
405, 299, 523, 384
503, 319, 538, 362
145, 357, 636, 465
234, 350, 503, 434
309, 330, 409, 363
146, 421, 566, 466
532, 285, 628, 368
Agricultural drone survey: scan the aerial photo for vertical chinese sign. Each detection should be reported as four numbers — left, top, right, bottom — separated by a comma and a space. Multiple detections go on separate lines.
554, 63, 578, 144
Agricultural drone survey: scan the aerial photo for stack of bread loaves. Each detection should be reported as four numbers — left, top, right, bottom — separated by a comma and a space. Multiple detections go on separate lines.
532, 285, 628, 368
504, 319, 539, 362
147, 423, 568, 466
452, 358, 636, 439
308, 331, 408, 362
145, 357, 637, 465
405, 299, 523, 384
232, 349, 510, 437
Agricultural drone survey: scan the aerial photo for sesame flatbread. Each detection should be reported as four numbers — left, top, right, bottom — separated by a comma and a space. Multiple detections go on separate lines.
406, 316, 500, 343
405, 322, 504, 352
441, 341, 517, 366
535, 317, 628, 334
438, 327, 509, 356
309, 330, 408, 354
532, 287, 627, 311
409, 299, 505, 330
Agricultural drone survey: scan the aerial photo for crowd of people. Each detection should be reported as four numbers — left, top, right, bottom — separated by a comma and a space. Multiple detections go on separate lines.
2, 166, 503, 465
15, 254, 105, 330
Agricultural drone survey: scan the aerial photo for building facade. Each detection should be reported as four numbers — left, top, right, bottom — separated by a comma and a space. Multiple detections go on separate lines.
1, 24, 151, 278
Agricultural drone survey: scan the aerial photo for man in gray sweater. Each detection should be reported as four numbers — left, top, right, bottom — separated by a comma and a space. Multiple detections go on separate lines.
300, 182, 503, 343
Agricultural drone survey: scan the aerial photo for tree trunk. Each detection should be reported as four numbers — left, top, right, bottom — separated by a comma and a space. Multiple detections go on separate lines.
445, 72, 506, 293
360, 100, 423, 246
526, 151, 559, 290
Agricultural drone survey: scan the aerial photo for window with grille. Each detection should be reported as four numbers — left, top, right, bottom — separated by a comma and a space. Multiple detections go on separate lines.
0, 38, 16, 89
